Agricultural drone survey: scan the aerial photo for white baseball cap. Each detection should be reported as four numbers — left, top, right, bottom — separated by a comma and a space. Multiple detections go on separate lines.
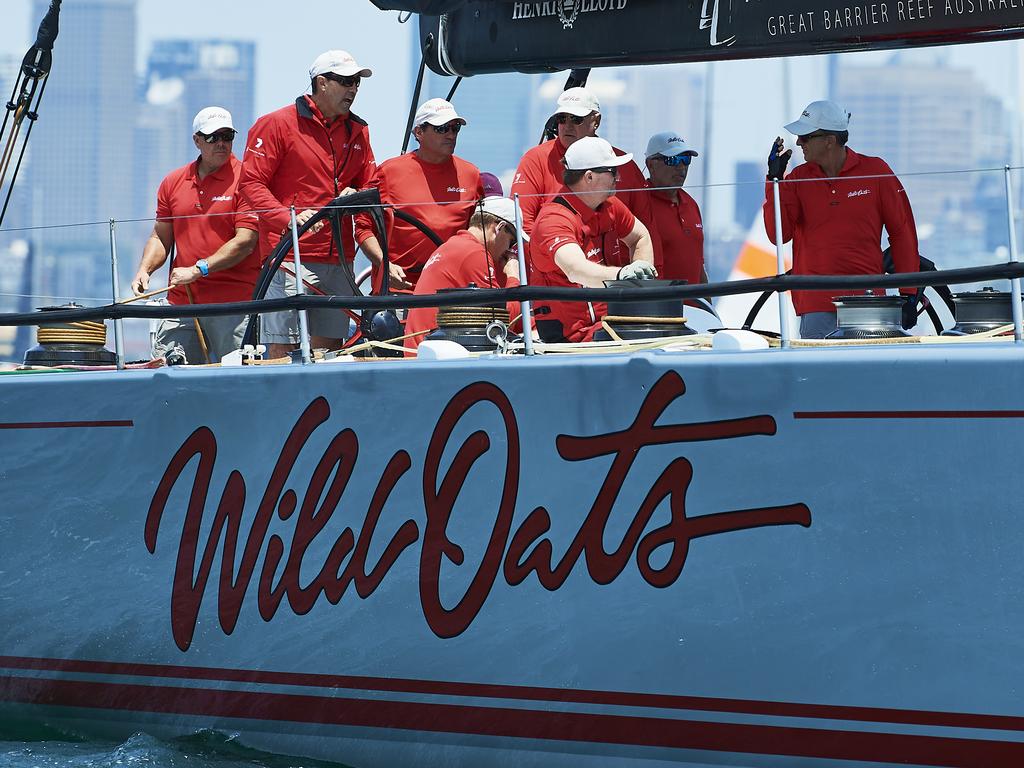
413, 98, 467, 129
192, 106, 234, 135
645, 132, 698, 159
784, 100, 850, 135
479, 197, 529, 241
563, 137, 632, 171
309, 50, 372, 80
554, 87, 600, 118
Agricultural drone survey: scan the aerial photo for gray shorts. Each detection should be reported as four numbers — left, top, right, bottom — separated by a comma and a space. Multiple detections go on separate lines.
262, 262, 356, 345
152, 311, 248, 364
799, 311, 838, 339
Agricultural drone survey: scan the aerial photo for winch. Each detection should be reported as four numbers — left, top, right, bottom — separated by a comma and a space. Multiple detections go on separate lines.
23, 304, 117, 367
826, 295, 911, 340
941, 287, 1016, 336
425, 287, 511, 352
593, 279, 695, 341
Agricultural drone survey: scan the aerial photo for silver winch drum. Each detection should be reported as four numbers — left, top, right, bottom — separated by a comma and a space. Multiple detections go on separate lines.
594, 279, 695, 341
425, 285, 511, 352
941, 287, 1017, 336
825, 295, 911, 340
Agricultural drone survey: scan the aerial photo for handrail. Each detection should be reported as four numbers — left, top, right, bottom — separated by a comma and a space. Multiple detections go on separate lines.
2, 262, 1023, 328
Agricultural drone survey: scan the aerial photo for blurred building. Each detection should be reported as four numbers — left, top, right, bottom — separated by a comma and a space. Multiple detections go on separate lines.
835, 54, 1012, 269
24, 0, 137, 303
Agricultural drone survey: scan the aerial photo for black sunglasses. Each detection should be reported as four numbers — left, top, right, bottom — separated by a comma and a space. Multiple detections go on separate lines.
201, 129, 236, 144
556, 113, 589, 126
589, 166, 619, 179
323, 73, 361, 88
798, 130, 831, 142
424, 122, 463, 135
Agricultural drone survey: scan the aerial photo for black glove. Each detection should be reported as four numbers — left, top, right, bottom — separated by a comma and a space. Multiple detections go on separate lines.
767, 137, 792, 180
901, 295, 919, 330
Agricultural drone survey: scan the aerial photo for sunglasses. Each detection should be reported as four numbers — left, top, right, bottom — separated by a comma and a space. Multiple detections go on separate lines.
555, 113, 589, 126
425, 122, 462, 134
590, 166, 619, 179
798, 131, 830, 142
658, 153, 692, 167
323, 73, 361, 88
201, 129, 236, 144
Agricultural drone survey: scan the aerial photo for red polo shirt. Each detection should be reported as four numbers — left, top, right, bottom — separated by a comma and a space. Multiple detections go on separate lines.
155, 154, 259, 305
403, 230, 521, 354
530, 191, 635, 342
647, 185, 704, 285
239, 95, 376, 264
354, 151, 483, 290
511, 138, 658, 267
763, 148, 918, 315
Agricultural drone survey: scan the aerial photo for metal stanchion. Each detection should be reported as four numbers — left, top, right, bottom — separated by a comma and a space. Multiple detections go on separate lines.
108, 218, 125, 369
512, 193, 535, 356
289, 206, 313, 364
1003, 166, 1024, 343
771, 179, 792, 348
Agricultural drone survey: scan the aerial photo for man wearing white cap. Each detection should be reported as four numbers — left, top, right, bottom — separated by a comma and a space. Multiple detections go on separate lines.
356, 98, 482, 293
530, 137, 656, 343
510, 87, 655, 259
403, 196, 524, 354
239, 49, 376, 356
131, 107, 259, 363
764, 99, 919, 339
644, 132, 706, 285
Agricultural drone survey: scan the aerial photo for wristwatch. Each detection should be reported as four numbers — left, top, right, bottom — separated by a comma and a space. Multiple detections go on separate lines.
195, 259, 210, 277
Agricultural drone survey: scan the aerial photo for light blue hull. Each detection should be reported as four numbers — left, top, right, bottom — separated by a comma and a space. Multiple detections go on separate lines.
1, 343, 1023, 767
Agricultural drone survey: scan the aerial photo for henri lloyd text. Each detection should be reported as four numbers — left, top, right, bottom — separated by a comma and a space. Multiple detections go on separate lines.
145, 371, 811, 651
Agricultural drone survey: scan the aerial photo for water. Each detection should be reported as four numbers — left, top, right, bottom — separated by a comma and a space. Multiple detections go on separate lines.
0, 727, 350, 768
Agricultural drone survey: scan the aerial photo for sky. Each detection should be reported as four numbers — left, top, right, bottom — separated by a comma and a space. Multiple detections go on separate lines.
0, 0, 1021, 226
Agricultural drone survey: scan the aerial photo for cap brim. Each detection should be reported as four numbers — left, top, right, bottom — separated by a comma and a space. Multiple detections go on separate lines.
659, 147, 698, 158
421, 115, 467, 126
320, 66, 373, 78
552, 105, 595, 118
784, 118, 816, 135
607, 152, 633, 167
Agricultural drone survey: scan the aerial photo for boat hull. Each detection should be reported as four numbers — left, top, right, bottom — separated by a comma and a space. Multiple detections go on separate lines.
1, 344, 1023, 767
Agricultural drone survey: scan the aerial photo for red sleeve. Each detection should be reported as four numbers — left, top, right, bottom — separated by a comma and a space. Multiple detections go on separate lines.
530, 207, 578, 274
879, 163, 919, 288
350, 124, 377, 191
610, 197, 637, 240
354, 162, 385, 246
238, 115, 291, 236
763, 172, 800, 246
510, 148, 546, 234
231, 174, 259, 232
155, 174, 173, 221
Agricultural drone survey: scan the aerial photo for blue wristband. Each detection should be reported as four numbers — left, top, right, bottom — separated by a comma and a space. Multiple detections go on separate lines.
195, 259, 209, 277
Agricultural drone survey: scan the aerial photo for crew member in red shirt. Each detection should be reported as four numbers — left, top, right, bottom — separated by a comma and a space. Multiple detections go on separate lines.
530, 137, 657, 343
404, 197, 525, 354
356, 99, 482, 292
763, 100, 919, 338
510, 87, 657, 265
644, 132, 706, 285
240, 50, 376, 356
130, 107, 258, 363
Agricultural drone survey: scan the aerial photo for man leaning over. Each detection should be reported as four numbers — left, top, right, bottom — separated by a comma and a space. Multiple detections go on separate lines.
530, 137, 657, 343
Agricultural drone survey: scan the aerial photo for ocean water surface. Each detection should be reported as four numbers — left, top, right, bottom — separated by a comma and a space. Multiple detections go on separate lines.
0, 726, 350, 768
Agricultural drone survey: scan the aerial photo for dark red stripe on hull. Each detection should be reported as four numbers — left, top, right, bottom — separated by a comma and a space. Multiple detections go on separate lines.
1, 675, 1021, 767
1, 655, 1021, 734
794, 411, 1024, 420
0, 420, 133, 429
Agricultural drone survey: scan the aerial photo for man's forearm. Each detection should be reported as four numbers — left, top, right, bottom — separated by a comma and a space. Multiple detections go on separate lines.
204, 230, 257, 273
360, 235, 385, 266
